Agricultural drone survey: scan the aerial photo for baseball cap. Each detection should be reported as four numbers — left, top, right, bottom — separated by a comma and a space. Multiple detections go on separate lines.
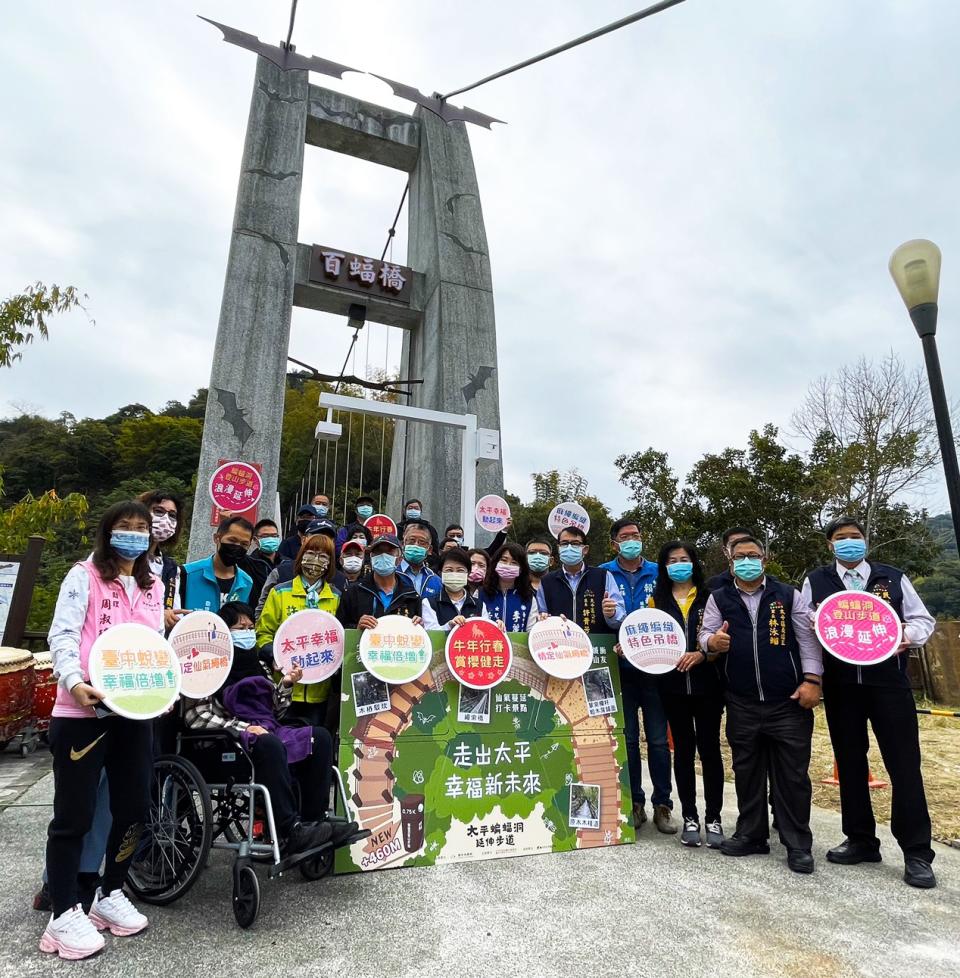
297, 504, 319, 517
305, 519, 336, 538
370, 534, 401, 550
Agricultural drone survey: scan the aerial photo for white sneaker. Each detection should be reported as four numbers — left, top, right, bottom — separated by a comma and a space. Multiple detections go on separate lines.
88, 887, 148, 937
40, 905, 105, 960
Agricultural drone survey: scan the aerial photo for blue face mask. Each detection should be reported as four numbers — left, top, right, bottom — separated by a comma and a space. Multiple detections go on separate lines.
559, 544, 584, 567
833, 538, 867, 563
618, 540, 643, 560
667, 562, 693, 582
231, 629, 257, 650
371, 553, 398, 575
314, 505, 329, 518
405, 508, 422, 521
733, 557, 764, 582
527, 553, 550, 574
257, 536, 280, 554
357, 505, 374, 520
404, 544, 428, 565
110, 530, 151, 559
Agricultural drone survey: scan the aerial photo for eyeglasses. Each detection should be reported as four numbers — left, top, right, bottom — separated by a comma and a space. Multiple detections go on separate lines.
615, 533, 641, 542
151, 507, 177, 521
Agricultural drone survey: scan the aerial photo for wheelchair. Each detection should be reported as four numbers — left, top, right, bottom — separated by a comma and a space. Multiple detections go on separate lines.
126, 727, 367, 928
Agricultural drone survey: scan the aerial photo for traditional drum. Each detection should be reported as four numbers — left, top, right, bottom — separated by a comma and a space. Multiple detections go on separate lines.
0, 648, 36, 746
31, 650, 56, 734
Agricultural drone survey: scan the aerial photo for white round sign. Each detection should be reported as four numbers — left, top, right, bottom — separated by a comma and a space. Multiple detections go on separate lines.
618, 608, 686, 674
475, 494, 511, 533
168, 610, 234, 699
88, 623, 181, 720
528, 616, 593, 680
273, 609, 344, 684
359, 615, 432, 685
547, 501, 591, 539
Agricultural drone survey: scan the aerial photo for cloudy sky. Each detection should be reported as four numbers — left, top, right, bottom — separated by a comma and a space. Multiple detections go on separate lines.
2, 0, 958, 516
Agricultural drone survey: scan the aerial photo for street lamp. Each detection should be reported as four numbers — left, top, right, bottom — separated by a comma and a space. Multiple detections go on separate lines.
889, 238, 960, 549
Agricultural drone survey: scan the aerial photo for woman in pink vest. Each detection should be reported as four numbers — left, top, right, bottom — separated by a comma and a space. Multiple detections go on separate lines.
41, 501, 164, 961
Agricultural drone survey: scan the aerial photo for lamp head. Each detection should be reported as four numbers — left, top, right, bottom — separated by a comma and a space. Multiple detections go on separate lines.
889, 239, 941, 337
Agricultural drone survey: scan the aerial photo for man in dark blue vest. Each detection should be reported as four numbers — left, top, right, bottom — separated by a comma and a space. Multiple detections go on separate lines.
800, 517, 937, 889
699, 535, 823, 874
535, 526, 625, 634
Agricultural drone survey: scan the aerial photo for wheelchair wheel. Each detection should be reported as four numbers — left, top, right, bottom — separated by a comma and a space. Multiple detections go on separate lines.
299, 847, 334, 881
232, 862, 260, 929
128, 754, 212, 906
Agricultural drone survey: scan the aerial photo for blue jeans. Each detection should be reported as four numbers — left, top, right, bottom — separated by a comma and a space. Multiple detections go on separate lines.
43, 770, 111, 881
619, 664, 673, 808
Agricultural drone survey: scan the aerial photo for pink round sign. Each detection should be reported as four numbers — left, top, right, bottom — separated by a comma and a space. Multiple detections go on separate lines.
814, 591, 903, 666
209, 461, 263, 511
475, 494, 511, 533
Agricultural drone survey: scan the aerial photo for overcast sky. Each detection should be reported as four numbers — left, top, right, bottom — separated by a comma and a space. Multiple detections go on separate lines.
2, 0, 958, 516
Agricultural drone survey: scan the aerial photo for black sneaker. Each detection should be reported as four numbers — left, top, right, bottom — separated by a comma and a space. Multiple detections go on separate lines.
330, 820, 360, 847
284, 820, 333, 856
826, 839, 882, 865
720, 835, 770, 857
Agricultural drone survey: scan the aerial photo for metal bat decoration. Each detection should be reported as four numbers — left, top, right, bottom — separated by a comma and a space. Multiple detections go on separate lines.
199, 16, 505, 129
198, 17, 356, 81
370, 74, 504, 130
462, 365, 497, 405
213, 387, 255, 449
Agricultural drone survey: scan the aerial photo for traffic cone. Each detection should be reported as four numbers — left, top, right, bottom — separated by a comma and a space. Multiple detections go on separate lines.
821, 757, 887, 789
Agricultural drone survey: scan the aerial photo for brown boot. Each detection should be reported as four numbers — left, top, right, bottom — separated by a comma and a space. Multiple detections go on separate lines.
632, 802, 647, 829
654, 804, 678, 834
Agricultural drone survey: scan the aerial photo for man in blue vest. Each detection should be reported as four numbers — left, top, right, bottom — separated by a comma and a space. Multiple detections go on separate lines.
800, 517, 937, 888
398, 521, 442, 601
598, 518, 676, 834
182, 516, 255, 612
536, 526, 625, 633
699, 535, 823, 874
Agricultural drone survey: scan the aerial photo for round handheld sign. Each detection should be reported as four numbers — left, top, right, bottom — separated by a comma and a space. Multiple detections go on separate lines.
273, 609, 344, 684
359, 615, 432, 684
618, 608, 686, 674
88, 623, 181, 720
445, 618, 512, 689
364, 514, 398, 540
474, 494, 511, 533
168, 610, 234, 699
814, 591, 903, 666
528, 616, 593, 680
209, 461, 262, 512
547, 501, 591, 539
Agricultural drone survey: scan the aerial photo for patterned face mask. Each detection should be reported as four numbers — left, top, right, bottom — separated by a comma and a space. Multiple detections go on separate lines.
151, 513, 177, 542
301, 554, 329, 580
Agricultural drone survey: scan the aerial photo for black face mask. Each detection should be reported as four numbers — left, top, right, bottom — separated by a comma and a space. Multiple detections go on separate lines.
218, 542, 247, 567
296, 519, 312, 535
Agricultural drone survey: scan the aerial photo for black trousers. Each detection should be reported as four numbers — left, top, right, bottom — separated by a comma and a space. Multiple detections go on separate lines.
46, 717, 153, 916
249, 727, 333, 836
660, 691, 726, 824
824, 683, 933, 862
725, 692, 814, 851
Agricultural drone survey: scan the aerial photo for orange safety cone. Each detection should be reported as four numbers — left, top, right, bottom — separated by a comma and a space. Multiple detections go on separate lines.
821, 757, 887, 789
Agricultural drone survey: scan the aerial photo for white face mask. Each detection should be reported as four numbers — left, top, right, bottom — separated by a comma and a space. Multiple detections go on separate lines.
342, 555, 364, 573
442, 570, 469, 592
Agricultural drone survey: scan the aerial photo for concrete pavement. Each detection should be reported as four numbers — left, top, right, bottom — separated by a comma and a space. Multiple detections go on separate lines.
1, 773, 958, 978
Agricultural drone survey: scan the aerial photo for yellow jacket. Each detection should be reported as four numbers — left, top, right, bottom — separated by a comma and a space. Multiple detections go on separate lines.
256, 575, 340, 704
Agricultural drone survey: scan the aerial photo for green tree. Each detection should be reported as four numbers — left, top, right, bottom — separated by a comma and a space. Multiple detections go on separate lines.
0, 282, 89, 368
113, 414, 203, 485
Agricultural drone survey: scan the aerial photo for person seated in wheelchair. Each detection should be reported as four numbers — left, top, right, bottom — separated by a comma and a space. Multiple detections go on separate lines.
183, 601, 356, 855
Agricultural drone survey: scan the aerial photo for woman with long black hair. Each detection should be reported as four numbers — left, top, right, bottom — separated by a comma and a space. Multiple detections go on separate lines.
42, 501, 164, 959
650, 540, 726, 851
480, 542, 536, 632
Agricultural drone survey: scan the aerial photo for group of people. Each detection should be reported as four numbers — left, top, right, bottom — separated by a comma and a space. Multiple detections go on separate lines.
38, 488, 940, 961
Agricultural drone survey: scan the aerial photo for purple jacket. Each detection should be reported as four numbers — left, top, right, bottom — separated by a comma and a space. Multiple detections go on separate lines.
223, 677, 314, 764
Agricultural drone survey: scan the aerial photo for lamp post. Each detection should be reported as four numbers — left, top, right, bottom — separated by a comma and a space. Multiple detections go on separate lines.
889, 239, 960, 548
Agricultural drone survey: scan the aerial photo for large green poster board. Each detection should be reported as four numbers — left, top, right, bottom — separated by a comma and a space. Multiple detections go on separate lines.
335, 629, 635, 874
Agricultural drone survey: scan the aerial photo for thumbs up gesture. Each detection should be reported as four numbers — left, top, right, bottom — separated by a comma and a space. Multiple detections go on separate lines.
709, 620, 731, 654
601, 591, 617, 618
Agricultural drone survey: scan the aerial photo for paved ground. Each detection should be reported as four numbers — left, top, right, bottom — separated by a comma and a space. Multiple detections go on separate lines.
1, 772, 958, 978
